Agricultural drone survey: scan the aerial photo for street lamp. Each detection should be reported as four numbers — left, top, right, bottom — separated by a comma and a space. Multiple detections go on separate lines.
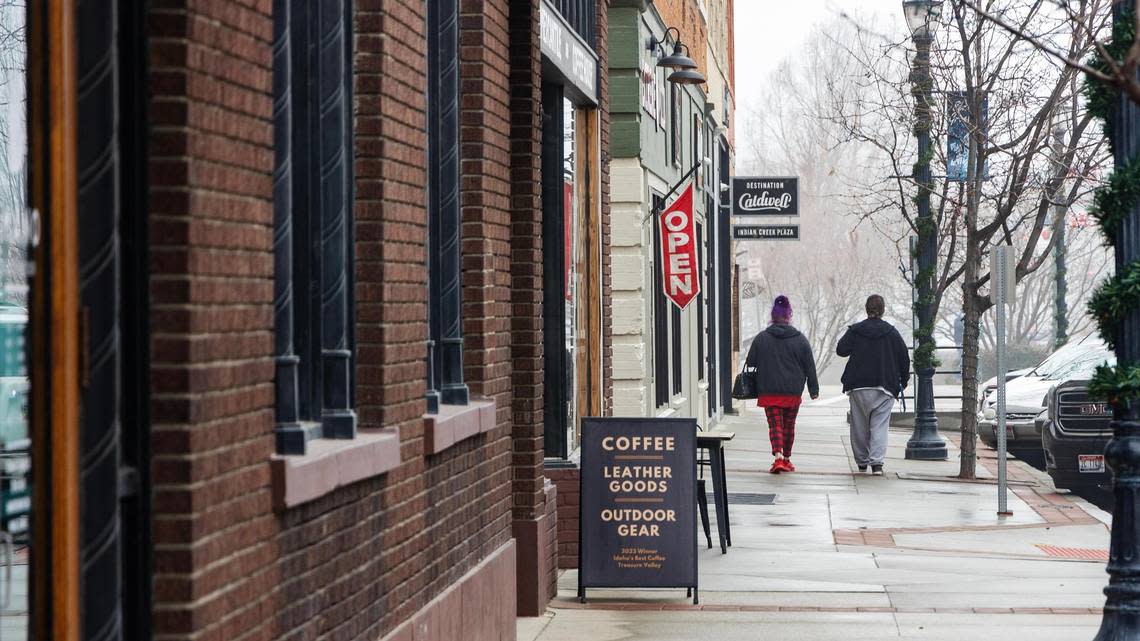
1094, 7, 1140, 638
903, 0, 948, 461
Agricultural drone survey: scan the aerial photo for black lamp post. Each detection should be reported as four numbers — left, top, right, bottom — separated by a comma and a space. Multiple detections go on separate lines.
903, 0, 948, 461
1093, 7, 1140, 638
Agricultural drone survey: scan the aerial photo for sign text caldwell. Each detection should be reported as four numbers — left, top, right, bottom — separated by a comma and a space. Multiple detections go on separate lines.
579, 417, 698, 603
731, 176, 799, 217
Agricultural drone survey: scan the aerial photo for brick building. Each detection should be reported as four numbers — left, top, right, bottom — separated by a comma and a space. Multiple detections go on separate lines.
11, 1, 614, 640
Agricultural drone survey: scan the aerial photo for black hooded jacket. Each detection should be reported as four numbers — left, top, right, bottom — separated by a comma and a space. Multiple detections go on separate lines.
836, 318, 910, 395
744, 324, 820, 397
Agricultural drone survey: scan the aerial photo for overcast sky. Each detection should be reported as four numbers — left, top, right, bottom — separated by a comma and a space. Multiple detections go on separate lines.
733, 0, 904, 119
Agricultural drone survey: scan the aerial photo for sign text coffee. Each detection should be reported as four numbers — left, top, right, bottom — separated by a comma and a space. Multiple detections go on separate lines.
578, 417, 698, 602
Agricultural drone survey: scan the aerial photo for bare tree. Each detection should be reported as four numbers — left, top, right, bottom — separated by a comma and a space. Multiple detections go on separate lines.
0, 0, 28, 305
975, 222, 1110, 349
827, 3, 1110, 477
737, 27, 900, 379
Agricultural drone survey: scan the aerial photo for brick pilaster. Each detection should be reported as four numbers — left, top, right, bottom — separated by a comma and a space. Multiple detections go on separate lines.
147, 2, 279, 638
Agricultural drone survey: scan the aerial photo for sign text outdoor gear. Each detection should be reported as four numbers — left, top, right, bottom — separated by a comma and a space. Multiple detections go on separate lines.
731, 177, 798, 217
658, 184, 700, 310
578, 417, 698, 603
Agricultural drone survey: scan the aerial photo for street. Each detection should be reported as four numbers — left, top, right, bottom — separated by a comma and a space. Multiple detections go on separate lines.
520, 400, 1108, 640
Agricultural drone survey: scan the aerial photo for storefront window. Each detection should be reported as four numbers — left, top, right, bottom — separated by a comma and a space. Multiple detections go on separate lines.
563, 97, 579, 451
0, 0, 28, 636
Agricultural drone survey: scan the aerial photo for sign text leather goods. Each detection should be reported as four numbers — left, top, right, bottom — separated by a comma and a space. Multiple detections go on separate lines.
658, 184, 700, 310
731, 177, 798, 217
578, 417, 698, 603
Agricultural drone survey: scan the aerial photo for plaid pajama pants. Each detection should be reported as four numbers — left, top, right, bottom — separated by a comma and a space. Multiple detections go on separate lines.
764, 406, 799, 458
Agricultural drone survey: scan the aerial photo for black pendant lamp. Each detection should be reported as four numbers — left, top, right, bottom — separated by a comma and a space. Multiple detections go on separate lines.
649, 26, 706, 85
667, 68, 706, 85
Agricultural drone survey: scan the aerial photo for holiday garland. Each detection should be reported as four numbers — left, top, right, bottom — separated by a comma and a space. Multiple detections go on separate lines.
912, 90, 940, 372
1085, 12, 1140, 403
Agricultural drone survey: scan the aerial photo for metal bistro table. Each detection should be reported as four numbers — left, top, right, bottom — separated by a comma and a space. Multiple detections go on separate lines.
696, 430, 734, 554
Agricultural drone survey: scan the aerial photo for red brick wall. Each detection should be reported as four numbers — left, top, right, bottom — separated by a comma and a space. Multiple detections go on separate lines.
655, 0, 709, 97
548, 467, 581, 569
147, 1, 279, 638
149, 1, 519, 639
507, 0, 547, 530
544, 481, 559, 596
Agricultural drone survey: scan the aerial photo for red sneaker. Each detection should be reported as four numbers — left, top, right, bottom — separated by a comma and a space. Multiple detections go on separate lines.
782, 459, 795, 472
769, 459, 784, 474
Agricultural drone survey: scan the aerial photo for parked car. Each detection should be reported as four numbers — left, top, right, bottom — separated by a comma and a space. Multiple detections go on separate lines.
0, 301, 29, 540
977, 338, 1108, 468
1042, 353, 1117, 492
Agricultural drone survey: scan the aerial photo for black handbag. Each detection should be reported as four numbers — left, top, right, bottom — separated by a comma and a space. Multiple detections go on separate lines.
731, 367, 757, 400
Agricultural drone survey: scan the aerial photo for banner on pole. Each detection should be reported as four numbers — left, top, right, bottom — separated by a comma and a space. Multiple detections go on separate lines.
947, 91, 989, 182
658, 184, 700, 310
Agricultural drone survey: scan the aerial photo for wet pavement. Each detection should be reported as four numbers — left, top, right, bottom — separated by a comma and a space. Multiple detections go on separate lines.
520, 399, 1110, 640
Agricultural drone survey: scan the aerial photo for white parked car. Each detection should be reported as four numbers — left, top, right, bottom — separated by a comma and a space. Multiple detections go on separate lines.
977, 337, 1110, 467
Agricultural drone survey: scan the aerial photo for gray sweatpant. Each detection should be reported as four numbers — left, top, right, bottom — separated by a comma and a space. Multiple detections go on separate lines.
849, 389, 895, 467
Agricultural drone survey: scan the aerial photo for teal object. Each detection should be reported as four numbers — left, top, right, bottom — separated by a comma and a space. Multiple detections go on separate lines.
0, 302, 28, 444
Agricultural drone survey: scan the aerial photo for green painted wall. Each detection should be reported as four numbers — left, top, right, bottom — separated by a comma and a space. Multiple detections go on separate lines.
606, 3, 717, 220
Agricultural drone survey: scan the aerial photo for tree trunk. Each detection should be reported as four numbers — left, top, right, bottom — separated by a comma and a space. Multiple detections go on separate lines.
959, 255, 982, 480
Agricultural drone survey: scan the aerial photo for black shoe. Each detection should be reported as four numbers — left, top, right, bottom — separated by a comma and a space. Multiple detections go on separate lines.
857, 465, 867, 473
871, 465, 884, 476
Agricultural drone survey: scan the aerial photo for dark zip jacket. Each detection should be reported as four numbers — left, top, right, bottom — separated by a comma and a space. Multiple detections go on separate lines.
744, 324, 819, 397
836, 317, 910, 395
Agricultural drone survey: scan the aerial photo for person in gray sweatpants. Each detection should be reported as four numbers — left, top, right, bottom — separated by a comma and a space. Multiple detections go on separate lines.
836, 295, 910, 475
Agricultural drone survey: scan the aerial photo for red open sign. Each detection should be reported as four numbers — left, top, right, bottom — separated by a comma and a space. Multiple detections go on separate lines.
658, 184, 700, 310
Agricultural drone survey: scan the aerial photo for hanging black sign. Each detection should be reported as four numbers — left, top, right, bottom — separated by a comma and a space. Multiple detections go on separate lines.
578, 417, 698, 603
733, 225, 800, 241
731, 177, 799, 216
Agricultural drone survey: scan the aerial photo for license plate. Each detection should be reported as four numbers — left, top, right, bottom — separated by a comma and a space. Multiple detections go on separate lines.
1079, 455, 1105, 473
1081, 403, 1110, 415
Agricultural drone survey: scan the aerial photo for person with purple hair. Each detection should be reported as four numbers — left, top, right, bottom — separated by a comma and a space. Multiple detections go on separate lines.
743, 295, 820, 473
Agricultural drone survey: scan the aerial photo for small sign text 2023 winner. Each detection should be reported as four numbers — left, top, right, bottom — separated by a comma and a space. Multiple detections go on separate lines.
579, 418, 697, 594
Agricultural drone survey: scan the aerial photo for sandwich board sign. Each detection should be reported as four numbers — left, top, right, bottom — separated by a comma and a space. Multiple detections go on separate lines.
578, 417, 698, 604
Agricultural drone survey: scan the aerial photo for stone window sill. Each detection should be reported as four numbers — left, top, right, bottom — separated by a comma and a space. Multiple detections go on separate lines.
425, 398, 497, 455
271, 429, 400, 510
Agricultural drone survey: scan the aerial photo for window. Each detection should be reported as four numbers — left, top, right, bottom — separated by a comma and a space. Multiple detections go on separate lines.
425, 0, 469, 413
692, 113, 702, 188
272, 0, 357, 455
670, 83, 681, 166
652, 194, 669, 408
697, 224, 705, 385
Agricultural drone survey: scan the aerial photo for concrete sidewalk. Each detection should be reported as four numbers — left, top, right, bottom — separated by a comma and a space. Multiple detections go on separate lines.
519, 400, 1111, 640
